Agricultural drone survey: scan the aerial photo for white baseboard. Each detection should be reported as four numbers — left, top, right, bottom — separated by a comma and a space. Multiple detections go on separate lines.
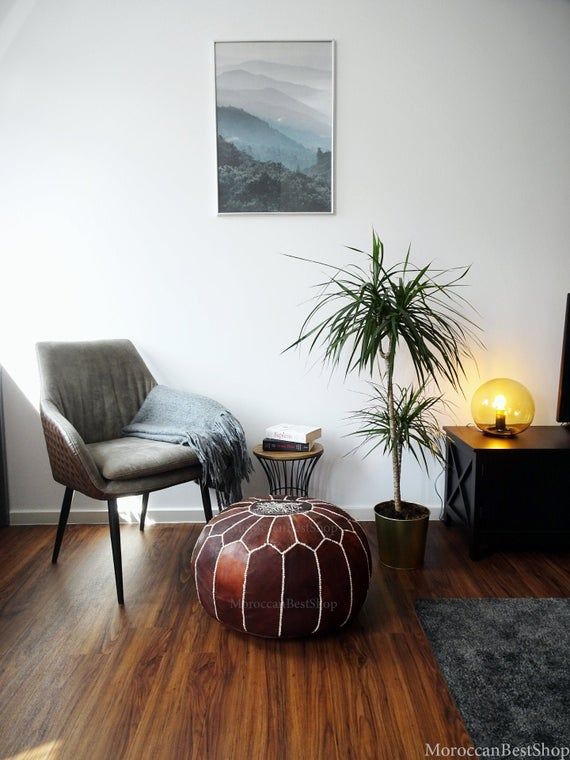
9, 504, 442, 525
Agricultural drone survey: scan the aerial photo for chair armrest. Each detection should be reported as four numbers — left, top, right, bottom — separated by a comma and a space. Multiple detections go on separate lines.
40, 400, 107, 499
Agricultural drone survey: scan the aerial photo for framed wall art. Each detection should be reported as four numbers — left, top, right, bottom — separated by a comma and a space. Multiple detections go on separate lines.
214, 40, 334, 214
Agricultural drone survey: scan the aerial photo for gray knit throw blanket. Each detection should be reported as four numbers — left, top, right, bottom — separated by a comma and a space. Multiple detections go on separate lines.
122, 385, 252, 507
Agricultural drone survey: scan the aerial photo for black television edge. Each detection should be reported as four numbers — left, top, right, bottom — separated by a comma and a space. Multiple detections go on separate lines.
556, 293, 570, 424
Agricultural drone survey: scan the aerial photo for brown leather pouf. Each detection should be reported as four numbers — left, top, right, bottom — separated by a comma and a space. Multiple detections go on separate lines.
191, 495, 372, 638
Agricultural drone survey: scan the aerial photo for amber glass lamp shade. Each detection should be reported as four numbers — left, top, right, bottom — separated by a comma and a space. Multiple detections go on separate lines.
471, 378, 535, 437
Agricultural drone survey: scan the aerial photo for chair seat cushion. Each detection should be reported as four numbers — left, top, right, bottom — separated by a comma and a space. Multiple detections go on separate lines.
87, 437, 200, 481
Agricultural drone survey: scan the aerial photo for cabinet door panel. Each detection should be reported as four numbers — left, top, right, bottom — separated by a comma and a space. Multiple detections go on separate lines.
478, 452, 570, 530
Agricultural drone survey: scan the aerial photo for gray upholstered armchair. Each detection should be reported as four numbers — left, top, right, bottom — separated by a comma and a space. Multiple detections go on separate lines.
36, 339, 213, 604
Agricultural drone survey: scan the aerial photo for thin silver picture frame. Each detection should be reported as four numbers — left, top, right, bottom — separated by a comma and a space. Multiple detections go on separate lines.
213, 40, 335, 216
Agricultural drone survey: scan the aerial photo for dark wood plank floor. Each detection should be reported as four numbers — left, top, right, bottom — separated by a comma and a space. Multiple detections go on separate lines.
0, 520, 568, 760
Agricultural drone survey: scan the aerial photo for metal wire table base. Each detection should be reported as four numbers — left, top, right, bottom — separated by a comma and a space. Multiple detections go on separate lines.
254, 449, 323, 498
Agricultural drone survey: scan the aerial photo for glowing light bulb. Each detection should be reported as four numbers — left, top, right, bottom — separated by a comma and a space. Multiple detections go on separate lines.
493, 395, 506, 411
491, 394, 507, 431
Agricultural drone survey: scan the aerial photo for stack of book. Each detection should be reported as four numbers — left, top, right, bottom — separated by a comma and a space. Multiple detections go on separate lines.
262, 423, 322, 452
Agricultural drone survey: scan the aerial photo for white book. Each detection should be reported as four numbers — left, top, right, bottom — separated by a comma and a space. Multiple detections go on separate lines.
265, 423, 322, 444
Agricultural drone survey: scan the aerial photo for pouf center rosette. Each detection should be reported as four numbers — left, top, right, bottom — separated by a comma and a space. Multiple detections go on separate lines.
191, 496, 372, 638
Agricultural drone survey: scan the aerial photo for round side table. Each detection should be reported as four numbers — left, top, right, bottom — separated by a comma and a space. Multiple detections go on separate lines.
253, 443, 323, 497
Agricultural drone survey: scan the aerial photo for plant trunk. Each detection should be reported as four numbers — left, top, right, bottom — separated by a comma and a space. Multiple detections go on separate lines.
385, 342, 402, 512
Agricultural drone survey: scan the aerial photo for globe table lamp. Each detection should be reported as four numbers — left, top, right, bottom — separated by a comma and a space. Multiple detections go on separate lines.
471, 378, 535, 437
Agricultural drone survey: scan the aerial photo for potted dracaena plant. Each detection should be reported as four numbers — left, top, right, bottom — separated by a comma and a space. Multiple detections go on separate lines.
285, 231, 480, 568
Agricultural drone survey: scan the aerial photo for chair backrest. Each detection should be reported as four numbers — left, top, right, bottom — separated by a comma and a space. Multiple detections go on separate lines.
36, 340, 157, 443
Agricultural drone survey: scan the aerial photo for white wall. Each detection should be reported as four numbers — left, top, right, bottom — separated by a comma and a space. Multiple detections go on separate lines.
1, 0, 569, 522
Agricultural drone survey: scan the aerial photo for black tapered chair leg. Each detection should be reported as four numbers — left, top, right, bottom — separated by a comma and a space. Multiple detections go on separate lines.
107, 499, 124, 605
140, 493, 149, 531
200, 480, 213, 522
52, 487, 74, 563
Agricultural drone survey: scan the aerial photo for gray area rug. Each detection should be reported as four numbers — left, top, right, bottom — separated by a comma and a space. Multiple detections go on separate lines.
416, 599, 570, 754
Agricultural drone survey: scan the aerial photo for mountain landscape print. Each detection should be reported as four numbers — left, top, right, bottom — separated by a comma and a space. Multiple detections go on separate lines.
215, 41, 334, 213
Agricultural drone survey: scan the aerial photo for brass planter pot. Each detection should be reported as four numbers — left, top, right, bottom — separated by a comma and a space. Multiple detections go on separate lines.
374, 502, 429, 569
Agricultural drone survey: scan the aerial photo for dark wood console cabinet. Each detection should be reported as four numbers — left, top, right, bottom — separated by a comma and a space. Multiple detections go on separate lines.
443, 426, 570, 559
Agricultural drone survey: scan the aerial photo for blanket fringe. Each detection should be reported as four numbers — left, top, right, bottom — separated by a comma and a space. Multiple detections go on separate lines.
186, 411, 253, 508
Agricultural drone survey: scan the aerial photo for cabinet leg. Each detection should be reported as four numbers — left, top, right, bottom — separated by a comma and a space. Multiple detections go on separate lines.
469, 530, 485, 560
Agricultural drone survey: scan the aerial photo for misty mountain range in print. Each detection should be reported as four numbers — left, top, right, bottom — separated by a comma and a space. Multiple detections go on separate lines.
215, 41, 333, 213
